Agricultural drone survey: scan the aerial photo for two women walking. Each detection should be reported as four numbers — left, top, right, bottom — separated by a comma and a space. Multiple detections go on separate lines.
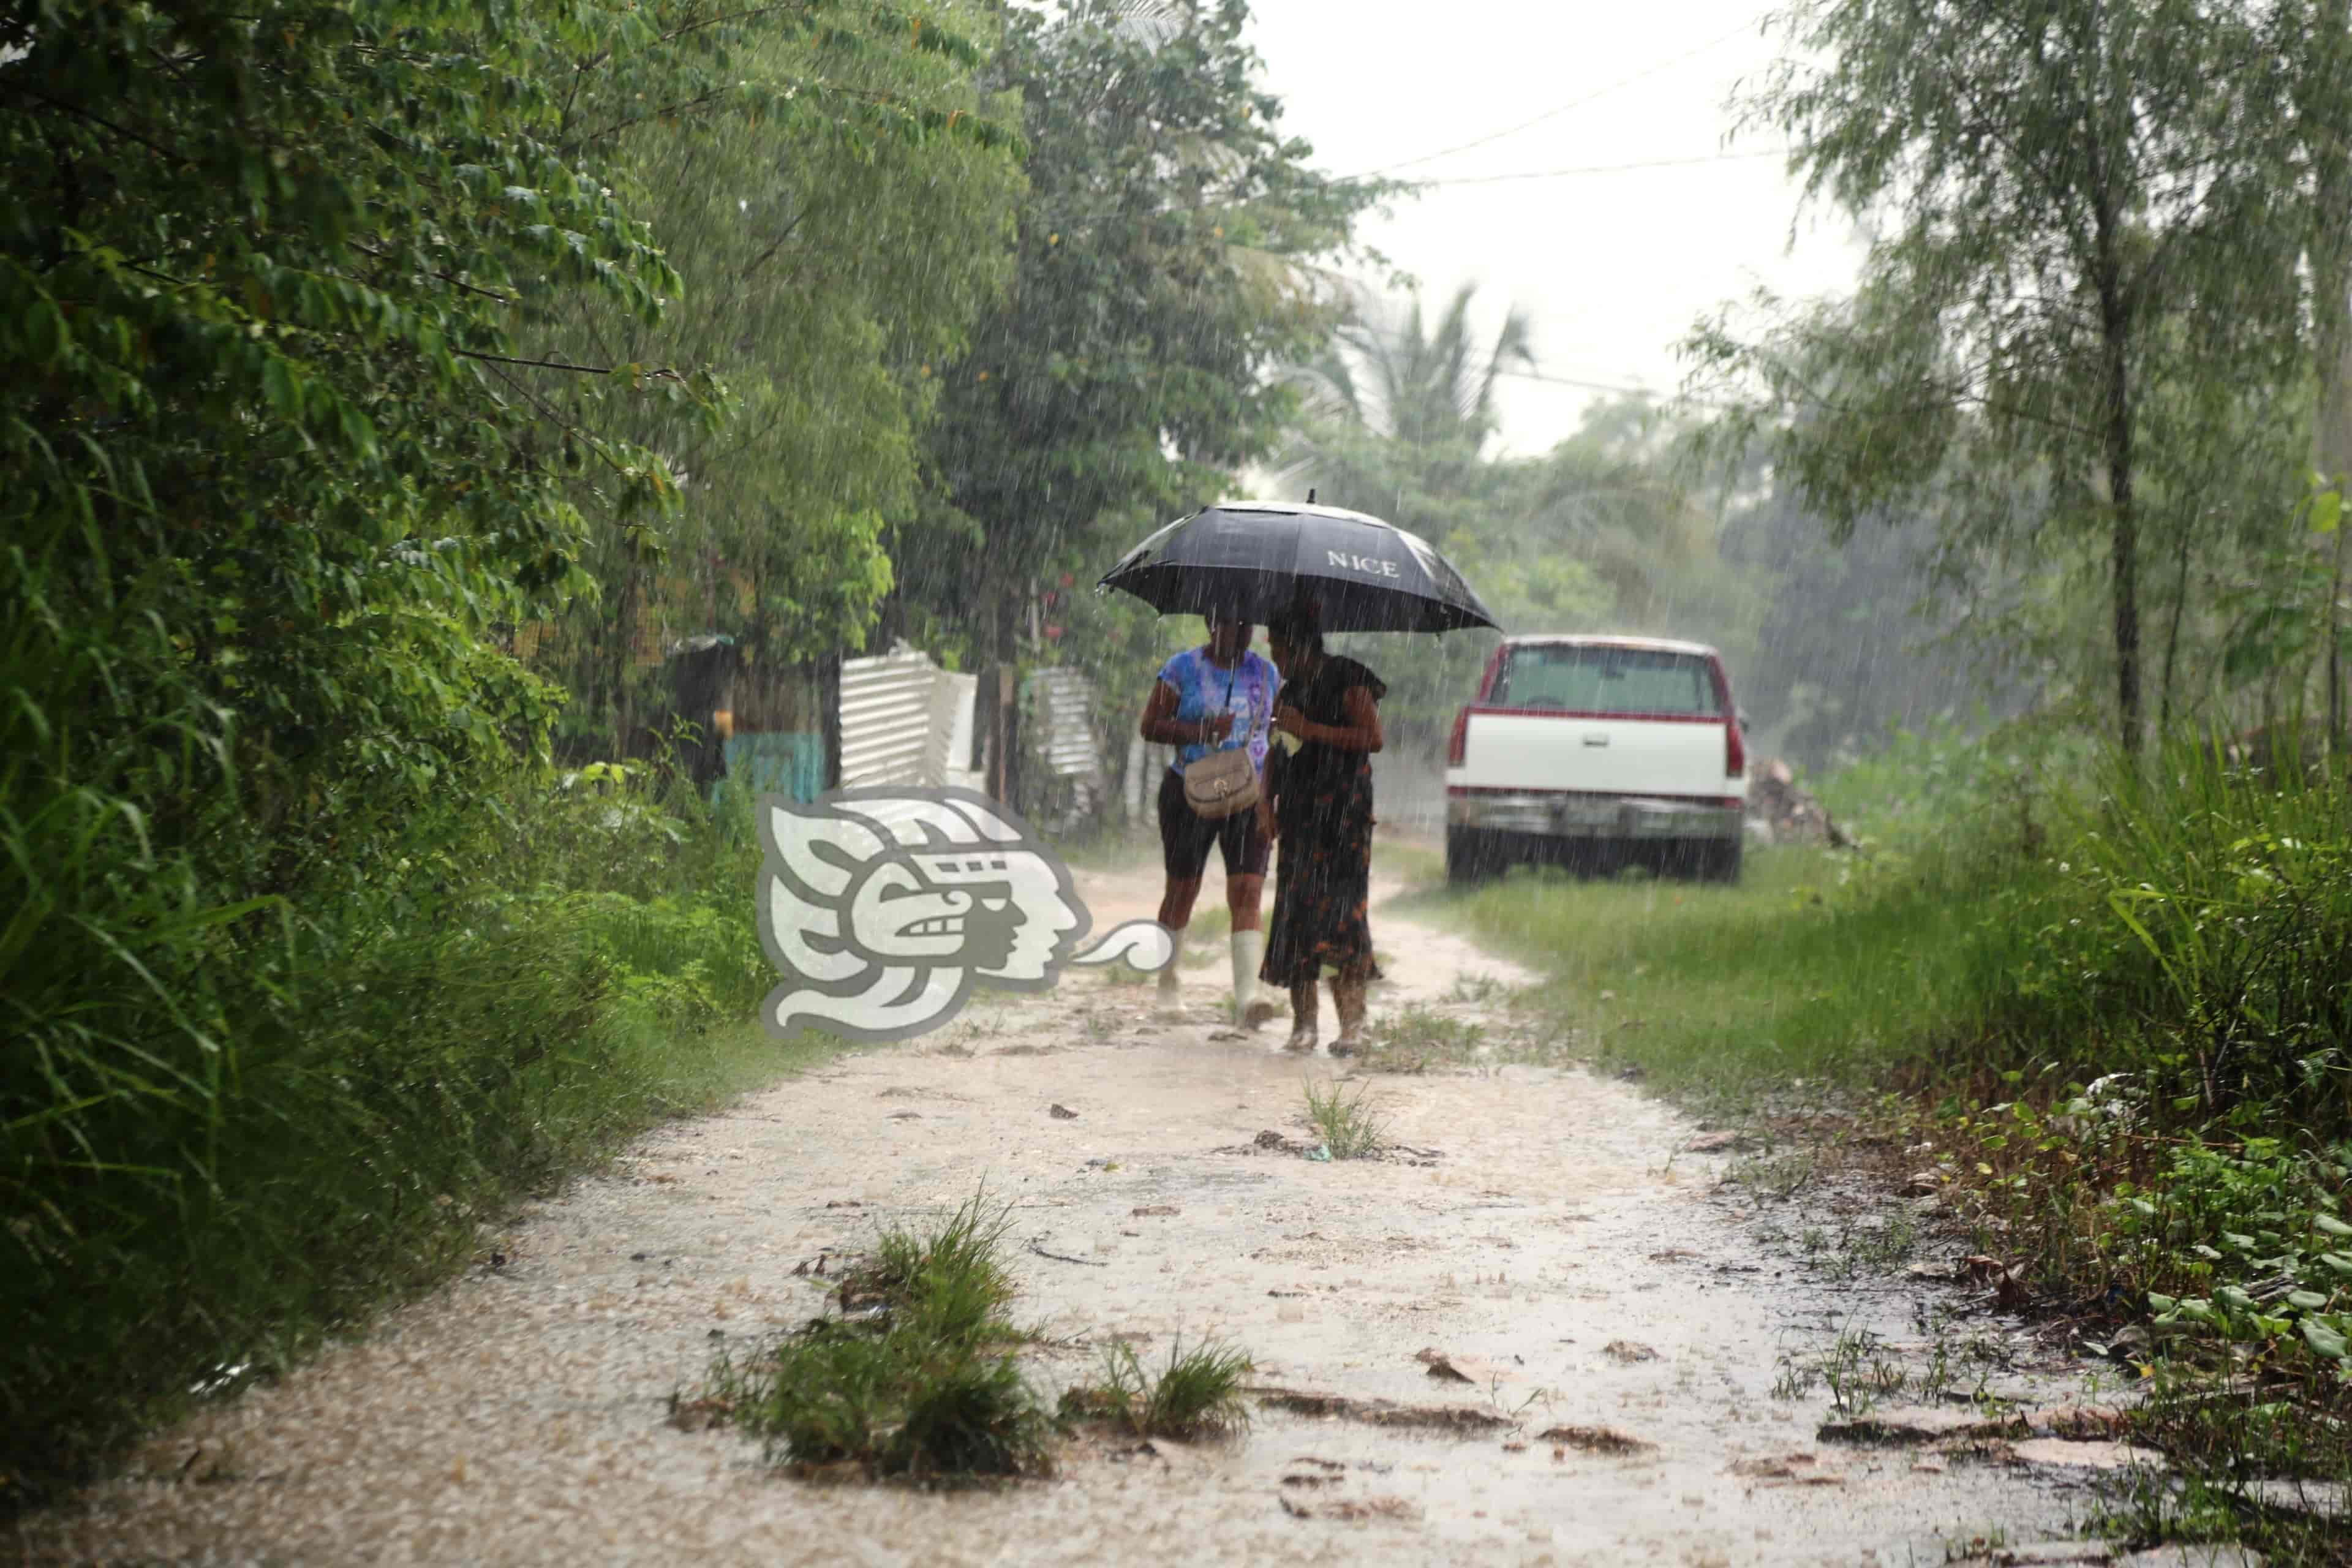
1139, 603, 1386, 1054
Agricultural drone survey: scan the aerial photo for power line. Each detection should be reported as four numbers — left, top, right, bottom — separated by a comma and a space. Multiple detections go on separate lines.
1494, 368, 1743, 412
1412, 146, 1789, 186
1339, 18, 1761, 183
1498, 367, 1666, 398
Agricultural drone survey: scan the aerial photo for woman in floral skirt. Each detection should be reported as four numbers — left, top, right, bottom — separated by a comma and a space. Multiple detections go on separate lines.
1259, 603, 1387, 1055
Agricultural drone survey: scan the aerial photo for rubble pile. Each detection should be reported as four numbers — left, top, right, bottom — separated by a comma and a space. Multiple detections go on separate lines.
1746, 758, 1853, 849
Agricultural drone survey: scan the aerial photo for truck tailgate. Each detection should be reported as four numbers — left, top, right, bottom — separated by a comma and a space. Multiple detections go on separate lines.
1460, 712, 1729, 799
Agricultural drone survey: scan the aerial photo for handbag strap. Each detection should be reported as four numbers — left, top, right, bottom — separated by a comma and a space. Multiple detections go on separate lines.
1207, 652, 1247, 753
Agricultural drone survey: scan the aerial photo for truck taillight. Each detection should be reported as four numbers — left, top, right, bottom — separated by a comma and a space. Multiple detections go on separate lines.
1447, 707, 1471, 768
1474, 644, 1508, 703
1725, 716, 1746, 780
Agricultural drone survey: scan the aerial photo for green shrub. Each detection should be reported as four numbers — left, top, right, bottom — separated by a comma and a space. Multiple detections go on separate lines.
1, 741, 795, 1507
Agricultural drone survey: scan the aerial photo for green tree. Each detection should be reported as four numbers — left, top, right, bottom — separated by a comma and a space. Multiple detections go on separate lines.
0, 0, 880, 1483
897, 0, 1388, 675
533, 0, 1027, 752
1688, 0, 2304, 752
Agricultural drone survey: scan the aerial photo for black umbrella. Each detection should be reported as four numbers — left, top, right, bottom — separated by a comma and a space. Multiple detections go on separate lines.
1096, 501, 1501, 634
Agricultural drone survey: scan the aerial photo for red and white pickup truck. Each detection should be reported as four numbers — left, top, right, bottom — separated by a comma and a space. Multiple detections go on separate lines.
1444, 635, 1748, 884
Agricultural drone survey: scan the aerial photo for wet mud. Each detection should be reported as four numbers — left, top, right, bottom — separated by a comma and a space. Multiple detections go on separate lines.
16, 859, 2133, 1567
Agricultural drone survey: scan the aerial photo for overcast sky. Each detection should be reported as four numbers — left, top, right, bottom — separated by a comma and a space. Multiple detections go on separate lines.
1242, 0, 1868, 456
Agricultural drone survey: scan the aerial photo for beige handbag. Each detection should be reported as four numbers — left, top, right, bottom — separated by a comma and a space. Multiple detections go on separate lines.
1183, 744, 1259, 819
1181, 660, 1261, 820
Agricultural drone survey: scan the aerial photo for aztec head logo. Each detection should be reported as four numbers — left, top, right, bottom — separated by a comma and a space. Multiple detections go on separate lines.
756, 788, 1175, 1042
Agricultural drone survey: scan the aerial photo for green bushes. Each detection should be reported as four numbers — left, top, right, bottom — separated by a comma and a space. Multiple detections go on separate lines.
1, 747, 793, 1509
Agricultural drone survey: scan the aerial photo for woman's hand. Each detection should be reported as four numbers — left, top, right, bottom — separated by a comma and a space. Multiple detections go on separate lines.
1272, 703, 1308, 741
1140, 680, 1238, 748
1257, 797, 1278, 842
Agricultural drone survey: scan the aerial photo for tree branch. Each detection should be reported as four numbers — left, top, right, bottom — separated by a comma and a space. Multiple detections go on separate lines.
454, 349, 682, 380
5, 85, 188, 167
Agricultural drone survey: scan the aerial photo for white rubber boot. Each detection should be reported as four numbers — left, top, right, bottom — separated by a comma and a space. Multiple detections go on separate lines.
1231, 929, 1270, 1027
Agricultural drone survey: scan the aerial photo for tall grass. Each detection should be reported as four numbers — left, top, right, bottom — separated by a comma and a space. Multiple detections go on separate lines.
2, 738, 805, 1510
1434, 725, 2352, 1130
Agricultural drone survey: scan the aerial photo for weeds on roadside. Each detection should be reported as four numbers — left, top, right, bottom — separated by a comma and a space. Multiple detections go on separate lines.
1302, 1077, 1388, 1159
2108, 1368, 2352, 1566
1729, 1149, 1818, 1200
1446, 972, 1509, 1005
1771, 1324, 2003, 1417
1363, 1003, 1488, 1072
1059, 1336, 1254, 1440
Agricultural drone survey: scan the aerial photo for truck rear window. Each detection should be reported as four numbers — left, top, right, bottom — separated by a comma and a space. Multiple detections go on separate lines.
1490, 646, 1721, 717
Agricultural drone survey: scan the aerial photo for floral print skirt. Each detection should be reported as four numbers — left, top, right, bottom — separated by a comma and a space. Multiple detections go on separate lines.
1259, 767, 1381, 988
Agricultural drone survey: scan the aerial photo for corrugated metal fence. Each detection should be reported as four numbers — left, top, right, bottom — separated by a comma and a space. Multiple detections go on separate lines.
838, 646, 956, 789
832, 644, 1103, 805
1027, 668, 1102, 787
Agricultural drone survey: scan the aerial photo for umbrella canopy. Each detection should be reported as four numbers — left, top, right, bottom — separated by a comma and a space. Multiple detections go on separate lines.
1096, 501, 1501, 635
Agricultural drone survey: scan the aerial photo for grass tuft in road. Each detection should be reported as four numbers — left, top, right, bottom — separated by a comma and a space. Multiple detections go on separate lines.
704, 1191, 1052, 1484
842, 1191, 1020, 1345
1302, 1076, 1387, 1158
1059, 1335, 1255, 1440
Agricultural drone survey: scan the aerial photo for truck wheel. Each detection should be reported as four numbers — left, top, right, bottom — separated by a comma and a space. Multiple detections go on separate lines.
1700, 839, 1743, 884
1446, 828, 1503, 887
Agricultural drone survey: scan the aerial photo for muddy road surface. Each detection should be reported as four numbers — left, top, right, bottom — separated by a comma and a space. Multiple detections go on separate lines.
20, 856, 2135, 1567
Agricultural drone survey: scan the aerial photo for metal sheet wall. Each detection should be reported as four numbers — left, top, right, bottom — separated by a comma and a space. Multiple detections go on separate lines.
836, 646, 1104, 807
838, 646, 949, 789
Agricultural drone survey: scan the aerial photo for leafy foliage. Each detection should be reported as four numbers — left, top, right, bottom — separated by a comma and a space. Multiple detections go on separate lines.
1687, 0, 2312, 751
0, 0, 900, 1498
898, 0, 1389, 671
529, 0, 1028, 747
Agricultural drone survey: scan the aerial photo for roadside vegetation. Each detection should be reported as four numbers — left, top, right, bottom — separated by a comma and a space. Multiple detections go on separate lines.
1437, 725, 2352, 1561
4, 750, 812, 1509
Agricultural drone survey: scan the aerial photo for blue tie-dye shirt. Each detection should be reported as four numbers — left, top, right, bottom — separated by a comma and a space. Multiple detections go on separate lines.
1158, 647, 1278, 775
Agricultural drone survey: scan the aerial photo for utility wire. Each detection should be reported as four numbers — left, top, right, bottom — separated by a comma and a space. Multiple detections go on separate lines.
1497, 368, 1746, 413
1339, 18, 1761, 183
1412, 146, 1789, 186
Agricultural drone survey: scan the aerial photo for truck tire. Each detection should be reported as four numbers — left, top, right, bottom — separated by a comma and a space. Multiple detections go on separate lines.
1699, 839, 1743, 884
1446, 828, 1504, 888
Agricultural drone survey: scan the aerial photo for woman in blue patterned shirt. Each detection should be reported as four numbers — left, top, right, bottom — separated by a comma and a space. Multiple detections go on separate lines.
1136, 614, 1281, 1025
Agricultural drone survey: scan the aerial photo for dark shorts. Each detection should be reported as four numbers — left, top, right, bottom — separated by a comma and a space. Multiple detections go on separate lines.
1158, 766, 1270, 881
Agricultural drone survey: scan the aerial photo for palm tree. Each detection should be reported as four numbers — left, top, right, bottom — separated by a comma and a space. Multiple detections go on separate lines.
1300, 282, 1531, 439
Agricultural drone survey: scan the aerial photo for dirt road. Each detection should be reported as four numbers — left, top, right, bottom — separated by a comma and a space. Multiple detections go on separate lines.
20, 861, 2136, 1567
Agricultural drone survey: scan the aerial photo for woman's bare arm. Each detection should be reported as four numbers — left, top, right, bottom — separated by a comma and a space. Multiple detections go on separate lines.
1139, 680, 1232, 747
1273, 685, 1384, 753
